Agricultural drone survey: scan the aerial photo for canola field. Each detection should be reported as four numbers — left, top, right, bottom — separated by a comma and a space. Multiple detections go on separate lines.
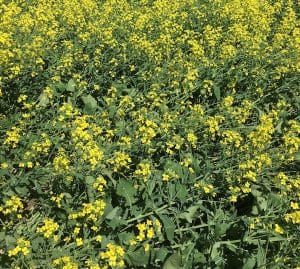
0, 0, 299, 268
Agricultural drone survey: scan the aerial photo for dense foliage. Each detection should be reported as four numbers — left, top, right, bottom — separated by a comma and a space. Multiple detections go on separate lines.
0, 0, 299, 268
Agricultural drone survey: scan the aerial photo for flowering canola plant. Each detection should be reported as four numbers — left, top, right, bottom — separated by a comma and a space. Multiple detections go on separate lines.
0, 0, 299, 268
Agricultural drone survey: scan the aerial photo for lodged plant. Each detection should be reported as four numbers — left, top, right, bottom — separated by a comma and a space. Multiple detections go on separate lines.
0, 0, 299, 268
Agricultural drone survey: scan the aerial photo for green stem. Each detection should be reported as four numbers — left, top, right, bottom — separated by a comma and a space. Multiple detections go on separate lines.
126, 203, 171, 224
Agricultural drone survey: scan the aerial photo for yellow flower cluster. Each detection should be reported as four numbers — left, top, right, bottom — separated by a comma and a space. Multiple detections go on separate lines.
187, 132, 198, 148
51, 193, 65, 208
108, 151, 132, 172
82, 141, 104, 170
134, 162, 152, 182
58, 103, 79, 121
274, 224, 284, 234
4, 127, 21, 148
205, 116, 224, 139
53, 149, 71, 174
71, 115, 104, 170
100, 243, 125, 268
8, 238, 30, 257
93, 176, 107, 195
0, 195, 23, 215
136, 219, 162, 243
194, 182, 215, 196
165, 135, 184, 155
68, 200, 106, 223
31, 133, 52, 154
231, 100, 252, 125
282, 120, 300, 158
221, 130, 243, 148
37, 218, 59, 239
248, 111, 277, 150
180, 157, 194, 173
162, 169, 179, 182
285, 211, 300, 224
136, 119, 158, 145
53, 256, 78, 269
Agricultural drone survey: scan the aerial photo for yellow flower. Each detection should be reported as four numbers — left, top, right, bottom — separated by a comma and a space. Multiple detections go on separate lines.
95, 235, 102, 242
230, 195, 237, 203
187, 132, 197, 148
291, 202, 299, 210
76, 238, 84, 247
274, 224, 284, 234
134, 162, 152, 182
37, 218, 59, 239
100, 243, 125, 267
8, 238, 30, 257
162, 173, 170, 181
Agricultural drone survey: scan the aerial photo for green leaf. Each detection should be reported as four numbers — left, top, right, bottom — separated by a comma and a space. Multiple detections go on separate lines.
275, 121, 283, 133
38, 92, 49, 107
106, 206, 120, 220
81, 94, 97, 114
257, 196, 267, 212
5, 235, 15, 247
214, 222, 230, 237
175, 183, 188, 201
126, 247, 150, 266
66, 79, 76, 92
211, 242, 221, 261
0, 232, 5, 241
294, 151, 300, 161
159, 215, 176, 241
224, 242, 238, 253
257, 243, 266, 268
118, 231, 134, 244
242, 256, 256, 269
178, 205, 199, 223
163, 253, 182, 269
213, 85, 220, 101
194, 251, 206, 264
155, 247, 169, 262
107, 217, 126, 230
116, 179, 137, 206
15, 186, 29, 196
86, 176, 95, 185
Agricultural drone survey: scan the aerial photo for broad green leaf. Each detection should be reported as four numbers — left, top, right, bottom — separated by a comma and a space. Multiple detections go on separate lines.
0, 232, 5, 240
107, 217, 126, 230
38, 92, 49, 107
81, 94, 97, 114
66, 79, 76, 92
224, 242, 238, 253
159, 215, 176, 241
257, 244, 266, 268
211, 242, 221, 261
213, 85, 220, 101
116, 179, 137, 206
118, 231, 134, 243
178, 205, 200, 223
194, 251, 206, 264
155, 247, 169, 262
106, 206, 120, 220
15, 186, 29, 196
175, 183, 188, 201
242, 256, 256, 269
294, 151, 300, 161
163, 253, 182, 269
257, 196, 267, 212
126, 247, 150, 266
214, 222, 230, 237
5, 235, 15, 247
